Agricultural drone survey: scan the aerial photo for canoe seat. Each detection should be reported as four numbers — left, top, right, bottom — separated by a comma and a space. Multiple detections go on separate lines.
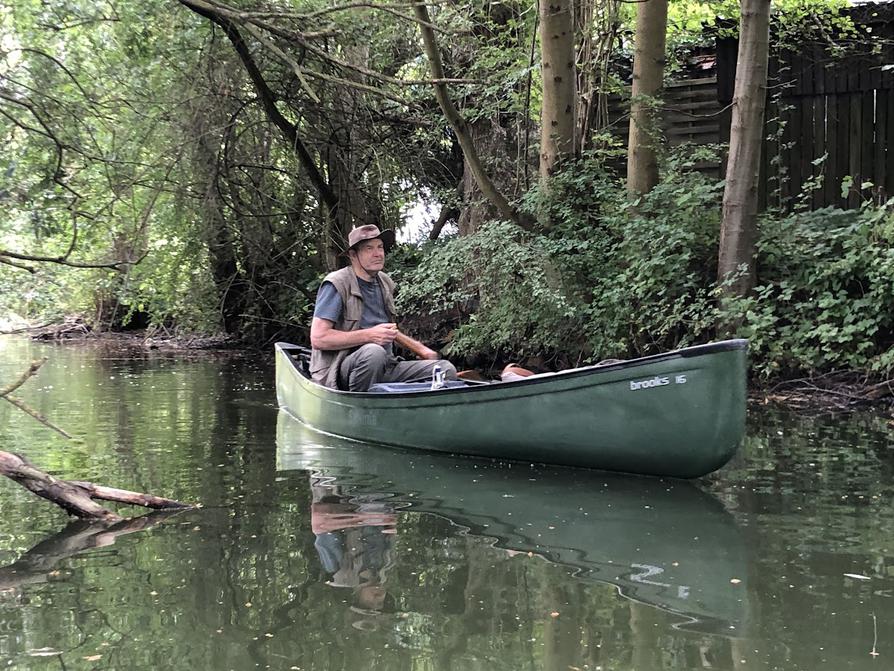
367, 381, 469, 393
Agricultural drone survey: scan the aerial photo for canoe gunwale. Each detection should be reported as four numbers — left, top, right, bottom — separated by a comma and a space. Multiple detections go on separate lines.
275, 339, 748, 400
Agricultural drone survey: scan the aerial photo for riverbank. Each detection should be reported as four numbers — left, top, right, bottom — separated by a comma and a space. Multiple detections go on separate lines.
4, 324, 892, 415
1, 317, 243, 352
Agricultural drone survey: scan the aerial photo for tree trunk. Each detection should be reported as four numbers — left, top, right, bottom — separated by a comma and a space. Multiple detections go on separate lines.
324, 43, 376, 267
718, 0, 771, 299
626, 0, 668, 198
539, 0, 577, 180
412, 1, 531, 232
195, 117, 246, 333
576, 1, 623, 149
457, 116, 523, 235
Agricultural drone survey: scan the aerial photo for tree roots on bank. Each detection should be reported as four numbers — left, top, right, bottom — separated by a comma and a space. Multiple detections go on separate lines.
1, 359, 193, 521
758, 372, 894, 413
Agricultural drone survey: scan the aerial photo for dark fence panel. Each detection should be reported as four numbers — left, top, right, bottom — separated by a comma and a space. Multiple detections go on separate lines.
609, 3, 894, 211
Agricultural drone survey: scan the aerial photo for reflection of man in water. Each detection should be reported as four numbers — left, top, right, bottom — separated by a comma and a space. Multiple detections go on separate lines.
310, 479, 396, 616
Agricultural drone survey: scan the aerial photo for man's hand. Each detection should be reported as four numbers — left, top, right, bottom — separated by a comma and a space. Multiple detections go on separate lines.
311, 317, 396, 351
416, 345, 439, 360
366, 322, 399, 347
312, 317, 437, 359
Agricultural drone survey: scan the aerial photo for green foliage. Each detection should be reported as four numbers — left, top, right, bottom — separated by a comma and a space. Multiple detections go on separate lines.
402, 145, 894, 380
2, 0, 891, 383
397, 220, 580, 360
401, 149, 727, 364
734, 202, 894, 377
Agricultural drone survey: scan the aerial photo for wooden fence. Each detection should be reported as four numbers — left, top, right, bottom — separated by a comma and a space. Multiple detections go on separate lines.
610, 3, 894, 211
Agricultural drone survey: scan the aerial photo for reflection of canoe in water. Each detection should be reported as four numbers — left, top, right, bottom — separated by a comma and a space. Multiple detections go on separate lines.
277, 412, 749, 635
275, 340, 748, 478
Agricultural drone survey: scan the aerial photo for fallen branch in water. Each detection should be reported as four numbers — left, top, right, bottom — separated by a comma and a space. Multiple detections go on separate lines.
1, 358, 71, 438
1, 359, 194, 520
0, 451, 192, 522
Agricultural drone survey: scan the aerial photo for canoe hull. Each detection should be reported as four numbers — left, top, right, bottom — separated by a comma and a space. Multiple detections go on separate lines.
275, 340, 747, 478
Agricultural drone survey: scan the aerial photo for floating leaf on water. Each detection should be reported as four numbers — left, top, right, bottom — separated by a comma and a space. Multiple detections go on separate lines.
27, 648, 62, 657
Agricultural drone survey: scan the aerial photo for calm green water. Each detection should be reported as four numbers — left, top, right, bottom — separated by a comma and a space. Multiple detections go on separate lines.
0, 337, 892, 671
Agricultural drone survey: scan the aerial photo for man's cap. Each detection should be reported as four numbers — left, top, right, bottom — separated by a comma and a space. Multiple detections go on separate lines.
348, 224, 395, 251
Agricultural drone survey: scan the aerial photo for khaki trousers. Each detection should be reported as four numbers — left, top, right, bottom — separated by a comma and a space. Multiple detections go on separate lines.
338, 344, 457, 392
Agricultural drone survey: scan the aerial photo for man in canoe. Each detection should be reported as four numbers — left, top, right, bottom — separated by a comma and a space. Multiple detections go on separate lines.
309, 224, 458, 391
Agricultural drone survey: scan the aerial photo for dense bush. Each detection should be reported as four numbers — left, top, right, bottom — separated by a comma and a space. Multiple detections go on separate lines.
398, 150, 894, 378
398, 149, 725, 366
738, 202, 894, 377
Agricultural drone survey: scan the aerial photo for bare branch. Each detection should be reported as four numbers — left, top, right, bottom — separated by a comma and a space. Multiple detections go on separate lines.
284, 1, 451, 35
0, 256, 37, 273
0, 360, 195, 520
67, 481, 193, 510
241, 22, 320, 103
2, 395, 73, 439
0, 247, 144, 270
0, 359, 47, 398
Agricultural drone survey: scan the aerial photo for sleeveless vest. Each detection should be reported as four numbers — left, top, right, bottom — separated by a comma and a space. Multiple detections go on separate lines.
309, 267, 397, 388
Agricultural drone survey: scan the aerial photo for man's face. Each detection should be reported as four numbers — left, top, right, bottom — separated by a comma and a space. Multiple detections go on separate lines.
351, 238, 386, 275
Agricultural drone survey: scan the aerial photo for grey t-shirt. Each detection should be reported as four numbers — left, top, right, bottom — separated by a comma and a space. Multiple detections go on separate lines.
313, 277, 393, 355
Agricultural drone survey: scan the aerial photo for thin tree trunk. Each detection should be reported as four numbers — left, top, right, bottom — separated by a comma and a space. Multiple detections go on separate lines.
718, 0, 771, 299
626, 0, 668, 198
576, 1, 623, 148
192, 105, 246, 333
429, 203, 459, 240
539, 0, 577, 180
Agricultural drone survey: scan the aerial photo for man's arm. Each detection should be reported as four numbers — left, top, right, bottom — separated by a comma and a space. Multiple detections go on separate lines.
311, 318, 438, 360
310, 317, 398, 351
394, 331, 439, 360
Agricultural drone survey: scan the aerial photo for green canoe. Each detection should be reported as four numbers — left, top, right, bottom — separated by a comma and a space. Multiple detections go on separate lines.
275, 339, 748, 478
276, 412, 750, 634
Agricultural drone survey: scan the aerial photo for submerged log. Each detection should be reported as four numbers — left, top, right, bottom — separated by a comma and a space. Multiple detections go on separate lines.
2, 359, 194, 520
0, 451, 192, 522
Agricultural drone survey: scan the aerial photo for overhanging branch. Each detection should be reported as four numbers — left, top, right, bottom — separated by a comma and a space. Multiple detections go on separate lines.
178, 0, 340, 217
412, 1, 530, 230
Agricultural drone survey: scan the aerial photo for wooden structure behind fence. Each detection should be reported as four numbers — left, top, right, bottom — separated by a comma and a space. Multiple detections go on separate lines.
610, 3, 894, 211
